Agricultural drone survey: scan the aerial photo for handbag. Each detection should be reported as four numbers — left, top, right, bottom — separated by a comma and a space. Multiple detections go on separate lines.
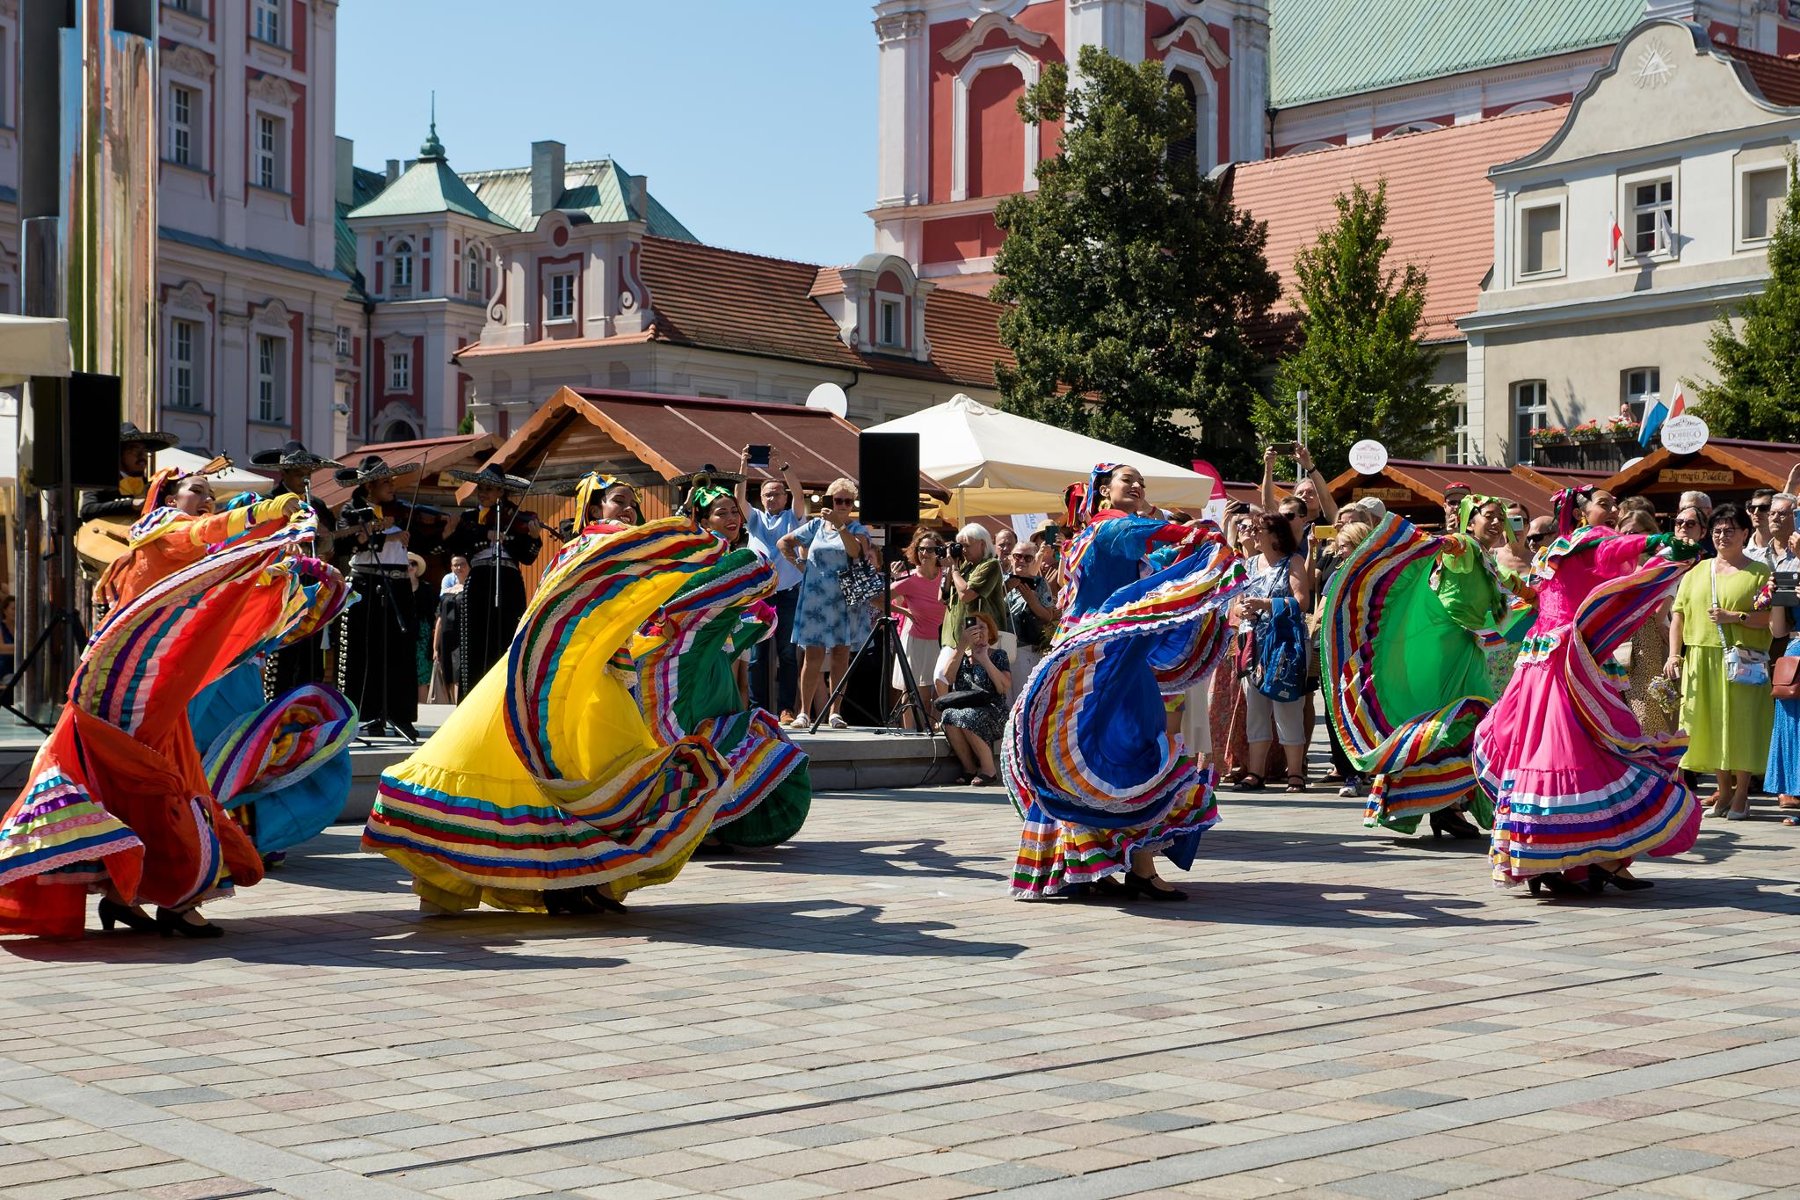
838, 550, 884, 609
1714, 562, 1770, 687
935, 688, 994, 711
1773, 654, 1800, 701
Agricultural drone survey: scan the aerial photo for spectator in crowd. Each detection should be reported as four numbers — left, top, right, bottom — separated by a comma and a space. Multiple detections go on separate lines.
934, 613, 1011, 786
1235, 510, 1312, 791
430, 556, 467, 705
740, 450, 809, 724
1764, 535, 1800, 823
1525, 514, 1556, 554
408, 553, 437, 706
1748, 491, 1799, 569
1747, 488, 1777, 554
1004, 530, 1061, 699
939, 523, 1012, 686
1679, 490, 1714, 520
1667, 503, 1774, 821
994, 527, 1018, 569
1442, 482, 1471, 532
1260, 443, 1338, 530
778, 477, 873, 730
889, 528, 948, 731
1673, 503, 1713, 560
1618, 495, 1658, 525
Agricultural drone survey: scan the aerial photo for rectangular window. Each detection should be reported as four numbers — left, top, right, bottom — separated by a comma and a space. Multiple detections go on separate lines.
170, 319, 202, 410
1623, 367, 1661, 422
169, 85, 194, 166
1446, 400, 1470, 465
253, 0, 282, 45
1743, 166, 1788, 244
466, 253, 483, 296
389, 350, 412, 393
1513, 380, 1548, 463
1519, 204, 1562, 277
335, 325, 351, 358
877, 298, 903, 348
547, 272, 576, 321
256, 335, 285, 422
254, 114, 282, 190
0, 30, 10, 128
1631, 177, 1675, 256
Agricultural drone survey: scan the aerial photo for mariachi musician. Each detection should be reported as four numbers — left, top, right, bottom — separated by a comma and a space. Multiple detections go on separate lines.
79, 422, 180, 521
443, 465, 543, 692
335, 455, 450, 741
250, 440, 342, 693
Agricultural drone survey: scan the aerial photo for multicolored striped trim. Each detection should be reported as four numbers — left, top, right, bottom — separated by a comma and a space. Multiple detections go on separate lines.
0, 766, 142, 887
205, 683, 358, 808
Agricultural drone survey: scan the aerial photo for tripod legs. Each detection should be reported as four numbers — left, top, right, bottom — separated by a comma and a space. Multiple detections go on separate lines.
808, 615, 931, 735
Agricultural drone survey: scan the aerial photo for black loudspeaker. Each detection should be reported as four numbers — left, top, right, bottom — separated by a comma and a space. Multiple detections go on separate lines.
68, 373, 124, 488
857, 431, 920, 525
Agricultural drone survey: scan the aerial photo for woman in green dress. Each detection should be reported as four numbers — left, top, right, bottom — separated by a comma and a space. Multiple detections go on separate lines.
1665, 503, 1774, 821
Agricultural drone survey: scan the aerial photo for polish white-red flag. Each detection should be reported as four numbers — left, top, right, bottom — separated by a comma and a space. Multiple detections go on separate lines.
1606, 214, 1623, 267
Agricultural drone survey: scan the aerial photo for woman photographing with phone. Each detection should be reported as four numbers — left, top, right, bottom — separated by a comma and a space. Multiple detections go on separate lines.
936, 614, 1011, 784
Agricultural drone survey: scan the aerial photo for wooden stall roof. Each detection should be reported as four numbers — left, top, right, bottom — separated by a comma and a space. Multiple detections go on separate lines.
1511, 464, 1613, 503
1603, 437, 1800, 500
484, 386, 950, 499
311, 433, 501, 508
1327, 460, 1559, 521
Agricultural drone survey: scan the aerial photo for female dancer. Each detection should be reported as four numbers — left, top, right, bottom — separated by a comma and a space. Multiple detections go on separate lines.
1321, 504, 1513, 840
1007, 464, 1243, 902
653, 481, 812, 851
1471, 487, 1700, 897
0, 475, 329, 937
363, 518, 738, 915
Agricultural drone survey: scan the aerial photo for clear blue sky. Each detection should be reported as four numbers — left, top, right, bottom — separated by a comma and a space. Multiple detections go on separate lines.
336, 1, 879, 266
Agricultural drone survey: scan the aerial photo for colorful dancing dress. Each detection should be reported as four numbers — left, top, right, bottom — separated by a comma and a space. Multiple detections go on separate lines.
1321, 516, 1508, 833
363, 518, 740, 911
1471, 526, 1699, 884
0, 514, 331, 936
637, 549, 812, 848
1006, 513, 1243, 897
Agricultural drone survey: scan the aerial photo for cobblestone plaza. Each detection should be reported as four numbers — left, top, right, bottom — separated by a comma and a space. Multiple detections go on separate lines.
2, 786, 1796, 1200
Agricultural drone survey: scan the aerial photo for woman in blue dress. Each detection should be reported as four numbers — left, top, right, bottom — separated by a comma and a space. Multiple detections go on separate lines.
777, 476, 874, 729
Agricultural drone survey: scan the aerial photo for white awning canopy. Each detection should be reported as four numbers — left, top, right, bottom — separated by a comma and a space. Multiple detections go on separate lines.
0, 314, 72, 386
156, 446, 273, 495
866, 393, 1220, 520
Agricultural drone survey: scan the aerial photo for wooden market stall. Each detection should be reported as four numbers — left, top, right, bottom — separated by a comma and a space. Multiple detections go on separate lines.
1326, 460, 1560, 527
482, 386, 949, 596
1600, 437, 1800, 509
310, 432, 501, 511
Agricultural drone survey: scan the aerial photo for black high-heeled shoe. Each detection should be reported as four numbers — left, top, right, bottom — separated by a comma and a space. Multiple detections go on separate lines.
1122, 871, 1188, 902
1526, 872, 1584, 899
1429, 809, 1482, 840
543, 888, 600, 916
1587, 865, 1654, 894
155, 907, 224, 938
98, 898, 159, 933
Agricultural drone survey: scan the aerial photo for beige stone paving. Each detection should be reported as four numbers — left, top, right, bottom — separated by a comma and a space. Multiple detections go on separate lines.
0, 785, 1796, 1200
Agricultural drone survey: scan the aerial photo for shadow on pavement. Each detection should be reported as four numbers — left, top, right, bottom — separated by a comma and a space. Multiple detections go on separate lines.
701, 836, 1006, 881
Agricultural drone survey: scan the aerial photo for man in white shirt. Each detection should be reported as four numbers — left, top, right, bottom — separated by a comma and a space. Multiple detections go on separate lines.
738, 448, 809, 722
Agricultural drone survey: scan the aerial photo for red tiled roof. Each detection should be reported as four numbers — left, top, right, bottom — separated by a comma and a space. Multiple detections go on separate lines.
1226, 107, 1569, 343
1327, 459, 1561, 514
637, 236, 1012, 392
1718, 43, 1800, 107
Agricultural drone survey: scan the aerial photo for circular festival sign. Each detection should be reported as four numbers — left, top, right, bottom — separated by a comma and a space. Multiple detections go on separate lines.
1659, 414, 1709, 456
1347, 439, 1389, 476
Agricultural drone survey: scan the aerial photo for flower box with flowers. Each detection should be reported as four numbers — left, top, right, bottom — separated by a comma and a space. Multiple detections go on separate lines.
1530, 426, 1570, 446
1569, 420, 1607, 443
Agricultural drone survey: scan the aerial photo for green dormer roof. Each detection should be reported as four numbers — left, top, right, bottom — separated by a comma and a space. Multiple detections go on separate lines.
458, 158, 698, 241
346, 128, 514, 229
1269, 0, 1643, 109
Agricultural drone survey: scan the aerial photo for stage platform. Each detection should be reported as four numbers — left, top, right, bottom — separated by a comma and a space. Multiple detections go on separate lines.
0, 705, 963, 821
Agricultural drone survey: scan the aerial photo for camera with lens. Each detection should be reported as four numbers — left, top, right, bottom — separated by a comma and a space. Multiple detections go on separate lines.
948, 541, 965, 563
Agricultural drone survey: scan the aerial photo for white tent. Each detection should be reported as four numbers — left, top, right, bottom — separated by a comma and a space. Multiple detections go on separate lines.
0, 314, 72, 386
866, 393, 1220, 520
156, 446, 272, 495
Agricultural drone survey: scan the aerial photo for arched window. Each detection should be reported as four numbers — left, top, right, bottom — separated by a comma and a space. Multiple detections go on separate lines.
464, 245, 483, 297
390, 239, 414, 297
383, 419, 419, 442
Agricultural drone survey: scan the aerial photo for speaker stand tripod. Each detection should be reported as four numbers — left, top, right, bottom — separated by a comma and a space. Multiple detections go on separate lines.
2, 605, 87, 734
809, 533, 932, 736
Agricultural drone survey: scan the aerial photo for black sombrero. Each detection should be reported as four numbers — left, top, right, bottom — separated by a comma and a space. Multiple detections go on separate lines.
448, 465, 532, 492
120, 422, 181, 451
252, 440, 343, 472
332, 455, 421, 486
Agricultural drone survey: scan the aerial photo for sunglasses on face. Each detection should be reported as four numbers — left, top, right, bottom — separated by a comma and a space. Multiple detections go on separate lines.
917, 546, 941, 556
1527, 534, 1549, 545
829, 497, 856, 507
1749, 504, 1772, 513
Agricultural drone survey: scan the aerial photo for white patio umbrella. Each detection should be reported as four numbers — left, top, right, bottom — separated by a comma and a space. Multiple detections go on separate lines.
156, 445, 272, 495
866, 393, 1220, 521
0, 314, 72, 386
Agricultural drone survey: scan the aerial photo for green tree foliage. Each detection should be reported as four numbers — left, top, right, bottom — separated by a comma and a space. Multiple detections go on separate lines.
1693, 155, 1800, 440
991, 46, 1279, 479
458, 410, 476, 435
1255, 180, 1455, 474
